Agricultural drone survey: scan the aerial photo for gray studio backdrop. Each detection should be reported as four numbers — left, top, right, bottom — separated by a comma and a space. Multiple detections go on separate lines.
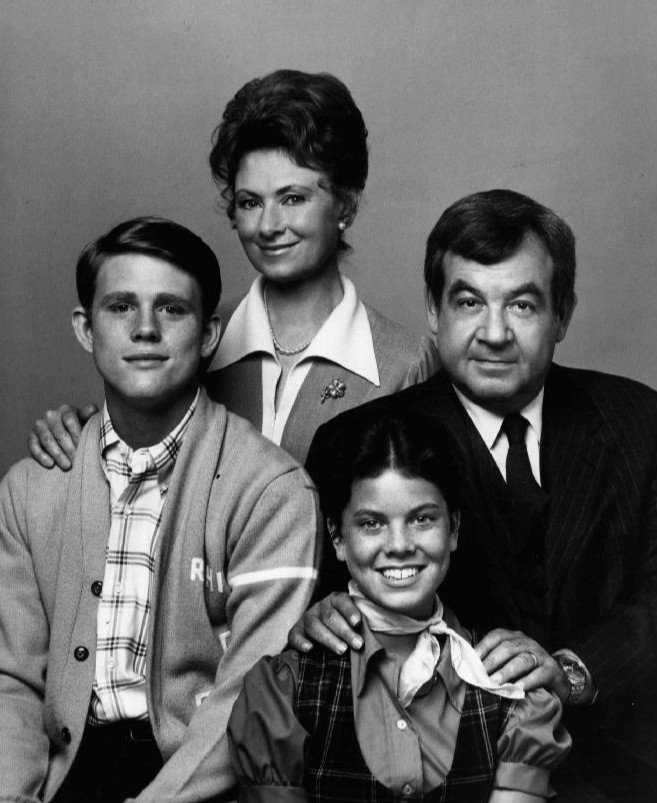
2, 0, 656, 476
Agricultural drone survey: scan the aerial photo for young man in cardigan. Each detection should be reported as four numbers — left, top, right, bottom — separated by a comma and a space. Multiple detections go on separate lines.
0, 217, 319, 803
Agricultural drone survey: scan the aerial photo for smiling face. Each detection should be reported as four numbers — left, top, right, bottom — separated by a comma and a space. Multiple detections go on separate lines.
233, 149, 350, 285
428, 234, 572, 415
73, 253, 220, 424
332, 469, 459, 619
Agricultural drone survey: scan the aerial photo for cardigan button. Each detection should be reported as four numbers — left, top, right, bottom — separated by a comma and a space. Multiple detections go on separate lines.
61, 726, 71, 744
401, 783, 413, 796
396, 718, 408, 731
91, 580, 103, 597
74, 646, 89, 662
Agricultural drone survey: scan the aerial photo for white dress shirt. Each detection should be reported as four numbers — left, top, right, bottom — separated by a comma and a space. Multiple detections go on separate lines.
213, 274, 380, 444
453, 387, 544, 485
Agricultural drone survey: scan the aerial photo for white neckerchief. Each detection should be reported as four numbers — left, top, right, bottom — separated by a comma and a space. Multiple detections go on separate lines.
349, 582, 524, 707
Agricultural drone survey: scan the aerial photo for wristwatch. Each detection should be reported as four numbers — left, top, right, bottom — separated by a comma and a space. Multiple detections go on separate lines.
553, 650, 594, 705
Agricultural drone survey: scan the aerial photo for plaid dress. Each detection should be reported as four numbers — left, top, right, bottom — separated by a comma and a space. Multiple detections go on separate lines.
296, 646, 515, 802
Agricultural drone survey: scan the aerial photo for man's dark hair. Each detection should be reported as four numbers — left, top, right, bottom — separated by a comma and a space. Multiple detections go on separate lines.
76, 216, 222, 320
424, 189, 576, 321
319, 411, 460, 533
209, 69, 368, 237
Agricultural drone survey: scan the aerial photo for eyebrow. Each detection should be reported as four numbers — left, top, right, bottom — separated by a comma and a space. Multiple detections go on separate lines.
447, 279, 546, 301
350, 502, 443, 518
234, 183, 315, 197
99, 291, 192, 306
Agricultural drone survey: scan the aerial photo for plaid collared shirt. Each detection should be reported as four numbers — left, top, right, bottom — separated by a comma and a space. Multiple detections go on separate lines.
89, 392, 198, 724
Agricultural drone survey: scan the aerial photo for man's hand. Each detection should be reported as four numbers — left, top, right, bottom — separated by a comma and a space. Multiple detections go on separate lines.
27, 403, 98, 470
287, 592, 364, 654
476, 628, 570, 704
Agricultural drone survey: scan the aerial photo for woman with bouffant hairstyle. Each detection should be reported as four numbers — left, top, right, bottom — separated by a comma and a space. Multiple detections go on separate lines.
29, 69, 437, 468
204, 69, 437, 462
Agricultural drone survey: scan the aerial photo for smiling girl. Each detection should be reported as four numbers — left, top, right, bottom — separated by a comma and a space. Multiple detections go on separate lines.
228, 413, 570, 802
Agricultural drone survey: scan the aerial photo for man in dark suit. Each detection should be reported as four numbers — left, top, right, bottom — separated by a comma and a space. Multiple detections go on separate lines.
295, 189, 657, 801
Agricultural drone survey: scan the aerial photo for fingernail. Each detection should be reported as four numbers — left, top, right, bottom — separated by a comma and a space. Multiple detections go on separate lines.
301, 641, 312, 653
352, 637, 363, 650
337, 642, 348, 654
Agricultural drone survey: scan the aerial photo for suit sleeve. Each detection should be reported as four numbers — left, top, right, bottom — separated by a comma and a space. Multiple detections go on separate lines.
132, 467, 320, 803
0, 465, 51, 802
567, 448, 657, 704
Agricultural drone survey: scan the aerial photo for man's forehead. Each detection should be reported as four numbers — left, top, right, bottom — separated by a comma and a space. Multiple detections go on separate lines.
443, 235, 554, 290
95, 253, 199, 297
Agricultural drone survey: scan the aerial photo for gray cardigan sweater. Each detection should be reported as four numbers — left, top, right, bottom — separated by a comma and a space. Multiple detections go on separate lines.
0, 389, 319, 803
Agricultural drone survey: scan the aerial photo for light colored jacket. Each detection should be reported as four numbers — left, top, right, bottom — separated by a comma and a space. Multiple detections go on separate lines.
206, 302, 439, 464
0, 389, 319, 803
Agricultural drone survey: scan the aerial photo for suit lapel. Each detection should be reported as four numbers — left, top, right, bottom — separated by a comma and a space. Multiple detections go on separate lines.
541, 366, 609, 598
422, 376, 516, 556
203, 356, 263, 430
281, 361, 377, 463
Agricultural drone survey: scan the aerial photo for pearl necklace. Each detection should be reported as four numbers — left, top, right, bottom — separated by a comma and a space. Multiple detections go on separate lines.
263, 285, 314, 356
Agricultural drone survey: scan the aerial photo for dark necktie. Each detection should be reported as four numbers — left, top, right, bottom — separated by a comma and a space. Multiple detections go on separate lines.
501, 413, 549, 638
501, 413, 547, 509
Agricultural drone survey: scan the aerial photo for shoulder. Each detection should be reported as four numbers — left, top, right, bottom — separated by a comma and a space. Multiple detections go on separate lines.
1, 454, 73, 511
221, 407, 310, 479
364, 303, 438, 369
550, 364, 657, 423
202, 401, 317, 510
364, 303, 429, 354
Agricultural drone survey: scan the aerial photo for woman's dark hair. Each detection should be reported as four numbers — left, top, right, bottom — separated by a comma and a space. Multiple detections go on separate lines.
424, 189, 576, 322
209, 69, 369, 230
319, 411, 460, 528
76, 216, 222, 321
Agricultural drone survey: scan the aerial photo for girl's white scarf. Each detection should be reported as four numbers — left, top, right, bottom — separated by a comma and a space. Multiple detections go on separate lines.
348, 582, 525, 707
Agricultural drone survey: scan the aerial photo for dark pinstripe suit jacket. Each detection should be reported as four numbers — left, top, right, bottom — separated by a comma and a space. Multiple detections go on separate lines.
308, 364, 657, 731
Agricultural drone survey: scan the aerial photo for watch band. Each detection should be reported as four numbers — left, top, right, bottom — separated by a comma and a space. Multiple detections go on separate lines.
553, 650, 595, 705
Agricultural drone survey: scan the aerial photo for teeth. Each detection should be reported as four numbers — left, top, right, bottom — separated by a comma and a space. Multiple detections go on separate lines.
382, 567, 418, 580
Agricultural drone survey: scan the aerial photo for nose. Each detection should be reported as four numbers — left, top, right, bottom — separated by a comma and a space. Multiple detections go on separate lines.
258, 202, 285, 239
384, 523, 415, 556
131, 307, 161, 341
476, 307, 512, 347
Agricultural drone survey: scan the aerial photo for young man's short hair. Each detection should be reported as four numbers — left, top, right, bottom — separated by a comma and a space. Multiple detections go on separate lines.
76, 216, 222, 320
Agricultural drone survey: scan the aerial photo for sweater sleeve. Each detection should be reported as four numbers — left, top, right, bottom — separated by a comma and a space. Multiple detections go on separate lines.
132, 465, 319, 803
228, 653, 310, 803
0, 464, 51, 802
493, 689, 571, 798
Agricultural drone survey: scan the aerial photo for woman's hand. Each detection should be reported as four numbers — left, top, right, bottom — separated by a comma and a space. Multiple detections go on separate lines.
287, 592, 364, 654
27, 403, 98, 470
476, 628, 570, 704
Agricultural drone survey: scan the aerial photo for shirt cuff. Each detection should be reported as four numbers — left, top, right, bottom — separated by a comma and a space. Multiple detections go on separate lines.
493, 761, 552, 798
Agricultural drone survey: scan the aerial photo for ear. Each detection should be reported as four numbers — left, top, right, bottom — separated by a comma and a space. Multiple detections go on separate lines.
328, 518, 347, 563
449, 509, 460, 552
72, 307, 94, 354
336, 189, 360, 229
201, 313, 222, 360
426, 288, 440, 335
555, 292, 577, 343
